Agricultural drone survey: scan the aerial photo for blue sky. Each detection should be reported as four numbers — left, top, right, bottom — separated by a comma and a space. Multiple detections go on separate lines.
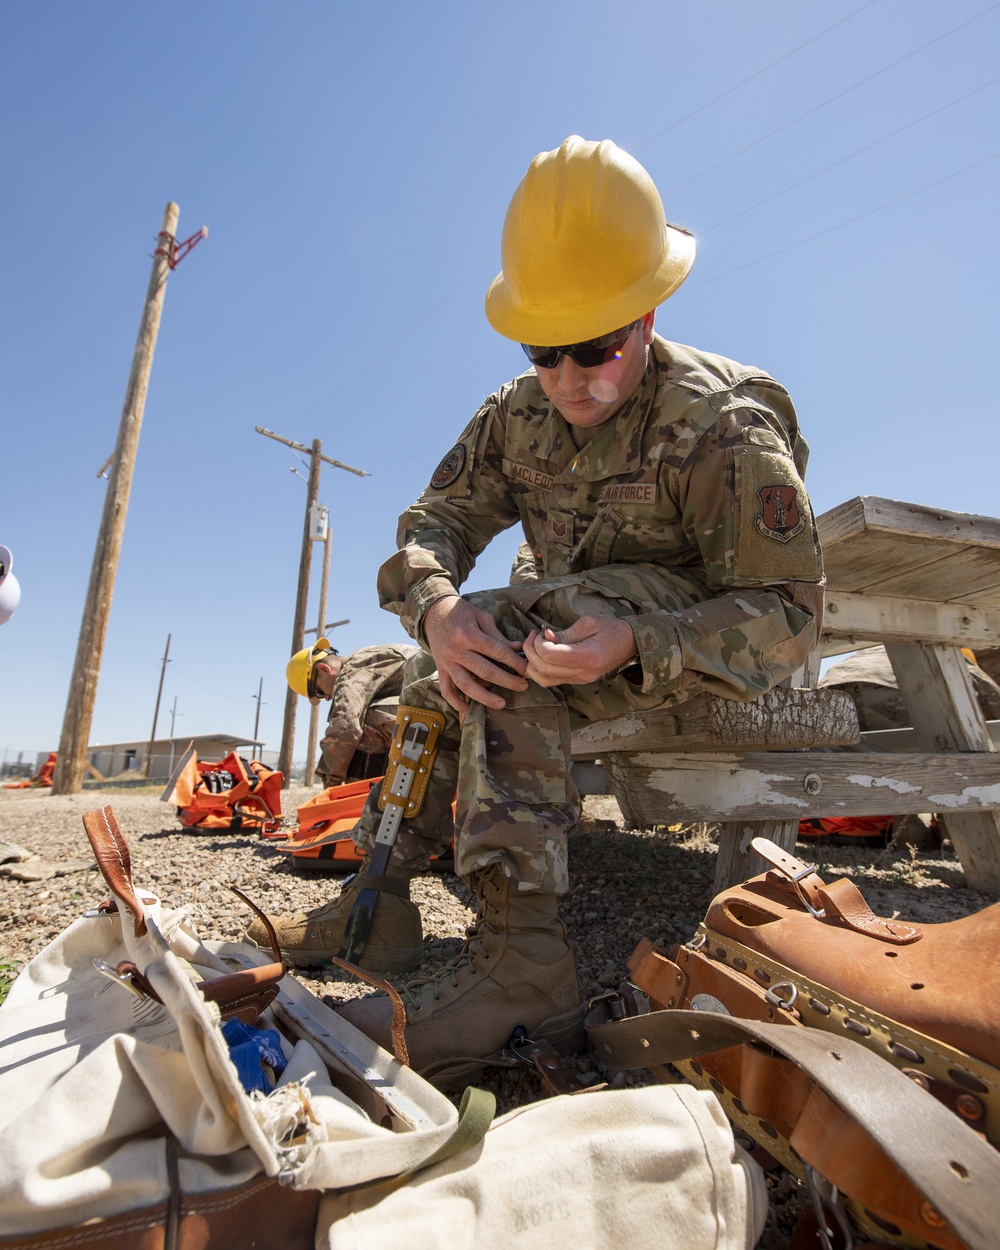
2, 0, 998, 769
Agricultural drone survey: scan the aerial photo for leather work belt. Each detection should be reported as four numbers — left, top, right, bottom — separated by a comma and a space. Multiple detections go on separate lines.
585, 838, 1000, 1250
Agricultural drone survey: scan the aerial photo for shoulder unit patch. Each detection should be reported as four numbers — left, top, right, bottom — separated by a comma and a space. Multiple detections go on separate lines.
430, 444, 467, 489
755, 484, 805, 543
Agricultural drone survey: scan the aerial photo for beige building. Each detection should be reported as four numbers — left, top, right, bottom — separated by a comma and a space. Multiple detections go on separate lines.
79, 734, 276, 785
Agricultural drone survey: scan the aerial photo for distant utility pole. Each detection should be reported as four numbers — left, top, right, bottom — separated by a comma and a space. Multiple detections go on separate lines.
304, 522, 332, 787
144, 633, 171, 777
252, 676, 264, 745
52, 204, 207, 794
255, 427, 368, 786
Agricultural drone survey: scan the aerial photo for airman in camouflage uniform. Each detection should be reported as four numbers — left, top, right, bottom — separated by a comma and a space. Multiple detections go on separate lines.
316, 643, 419, 785
252, 136, 825, 1087
349, 336, 824, 893
509, 540, 539, 586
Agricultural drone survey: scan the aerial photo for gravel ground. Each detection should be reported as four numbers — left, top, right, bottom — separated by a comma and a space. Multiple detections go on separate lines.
0, 783, 991, 1247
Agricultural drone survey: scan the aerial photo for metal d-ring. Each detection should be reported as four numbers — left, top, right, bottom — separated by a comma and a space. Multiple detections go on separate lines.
764, 981, 799, 1011
805, 1164, 854, 1250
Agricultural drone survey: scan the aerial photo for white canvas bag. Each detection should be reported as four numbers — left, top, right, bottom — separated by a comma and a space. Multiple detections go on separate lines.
0, 805, 480, 1243
318, 1083, 768, 1250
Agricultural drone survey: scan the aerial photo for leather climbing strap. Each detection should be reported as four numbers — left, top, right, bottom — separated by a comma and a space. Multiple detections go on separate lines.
585, 1004, 1000, 1250
750, 838, 921, 944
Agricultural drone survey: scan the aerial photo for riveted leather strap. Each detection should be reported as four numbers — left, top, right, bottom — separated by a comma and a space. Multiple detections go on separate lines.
82, 805, 148, 938
585, 1004, 999, 1250
750, 837, 921, 944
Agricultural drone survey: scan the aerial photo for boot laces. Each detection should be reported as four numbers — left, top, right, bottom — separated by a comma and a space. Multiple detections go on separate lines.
405, 871, 503, 1006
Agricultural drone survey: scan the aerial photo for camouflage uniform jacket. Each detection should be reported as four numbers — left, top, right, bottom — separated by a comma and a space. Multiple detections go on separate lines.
319, 643, 418, 781
378, 336, 825, 702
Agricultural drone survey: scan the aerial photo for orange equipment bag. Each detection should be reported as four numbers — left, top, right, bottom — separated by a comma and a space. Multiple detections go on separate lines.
278, 779, 455, 874
797, 814, 894, 846
277, 778, 382, 869
161, 744, 283, 835
3, 752, 56, 789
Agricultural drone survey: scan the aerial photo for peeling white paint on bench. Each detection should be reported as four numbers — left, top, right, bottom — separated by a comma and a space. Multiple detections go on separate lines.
845, 773, 923, 796
926, 783, 1000, 810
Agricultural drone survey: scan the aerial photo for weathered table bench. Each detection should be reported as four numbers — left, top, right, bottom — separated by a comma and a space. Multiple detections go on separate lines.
571, 496, 1000, 895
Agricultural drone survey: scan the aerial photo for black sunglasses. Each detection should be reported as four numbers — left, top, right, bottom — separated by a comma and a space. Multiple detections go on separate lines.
521, 320, 641, 370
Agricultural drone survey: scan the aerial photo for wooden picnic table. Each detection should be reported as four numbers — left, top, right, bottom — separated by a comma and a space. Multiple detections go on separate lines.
813, 496, 1000, 892
572, 496, 1000, 894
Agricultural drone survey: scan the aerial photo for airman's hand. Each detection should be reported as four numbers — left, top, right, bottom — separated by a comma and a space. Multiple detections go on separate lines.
523, 614, 637, 688
423, 596, 529, 713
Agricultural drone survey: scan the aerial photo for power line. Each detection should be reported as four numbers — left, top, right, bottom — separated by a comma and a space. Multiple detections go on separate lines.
361, 387, 495, 469
277, 5, 1000, 468
170, 665, 259, 703
369, 148, 999, 467
282, 249, 498, 427
270, 3, 901, 441
633, 0, 881, 153
701, 74, 1000, 235
324, 320, 490, 438
349, 75, 1000, 452
663, 2, 1000, 197
686, 150, 1000, 291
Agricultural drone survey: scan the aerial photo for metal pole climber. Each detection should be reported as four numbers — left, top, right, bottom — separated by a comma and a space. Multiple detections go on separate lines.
254, 427, 367, 787
53, 205, 207, 795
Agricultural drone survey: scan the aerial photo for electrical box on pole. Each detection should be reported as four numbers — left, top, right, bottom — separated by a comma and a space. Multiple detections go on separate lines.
254, 427, 368, 787
309, 503, 329, 542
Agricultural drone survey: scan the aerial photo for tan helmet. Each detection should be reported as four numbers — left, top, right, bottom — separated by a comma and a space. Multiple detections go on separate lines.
484, 135, 695, 346
286, 637, 339, 700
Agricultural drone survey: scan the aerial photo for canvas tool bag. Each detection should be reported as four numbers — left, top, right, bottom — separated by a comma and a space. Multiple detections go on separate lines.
314, 1082, 769, 1250
0, 808, 776, 1250
585, 837, 1000, 1250
0, 805, 489, 1249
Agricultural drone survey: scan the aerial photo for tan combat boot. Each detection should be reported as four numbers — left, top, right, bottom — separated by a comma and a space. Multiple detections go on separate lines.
245, 854, 423, 973
338, 862, 584, 1086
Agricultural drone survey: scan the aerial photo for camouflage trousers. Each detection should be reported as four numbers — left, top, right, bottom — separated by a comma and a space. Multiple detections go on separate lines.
352, 569, 707, 894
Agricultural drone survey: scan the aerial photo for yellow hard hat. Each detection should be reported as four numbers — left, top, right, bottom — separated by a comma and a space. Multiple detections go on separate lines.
286, 637, 338, 699
484, 135, 696, 346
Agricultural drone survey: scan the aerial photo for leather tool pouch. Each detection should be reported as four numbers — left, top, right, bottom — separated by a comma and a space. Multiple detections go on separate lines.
587, 837, 1000, 1250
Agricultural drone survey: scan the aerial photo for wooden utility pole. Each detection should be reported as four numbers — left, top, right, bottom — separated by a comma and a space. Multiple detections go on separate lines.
53, 203, 196, 795
252, 676, 264, 746
304, 524, 333, 786
254, 427, 367, 787
144, 632, 171, 777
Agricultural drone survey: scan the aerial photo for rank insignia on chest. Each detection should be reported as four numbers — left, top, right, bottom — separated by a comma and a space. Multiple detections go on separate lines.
430, 444, 467, 489
755, 484, 804, 543
549, 517, 570, 541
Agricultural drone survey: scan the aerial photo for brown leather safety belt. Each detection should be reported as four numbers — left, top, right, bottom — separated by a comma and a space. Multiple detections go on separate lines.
585, 1004, 1000, 1250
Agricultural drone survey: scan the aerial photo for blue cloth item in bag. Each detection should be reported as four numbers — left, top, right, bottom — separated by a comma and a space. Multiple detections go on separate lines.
222, 1017, 287, 1093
